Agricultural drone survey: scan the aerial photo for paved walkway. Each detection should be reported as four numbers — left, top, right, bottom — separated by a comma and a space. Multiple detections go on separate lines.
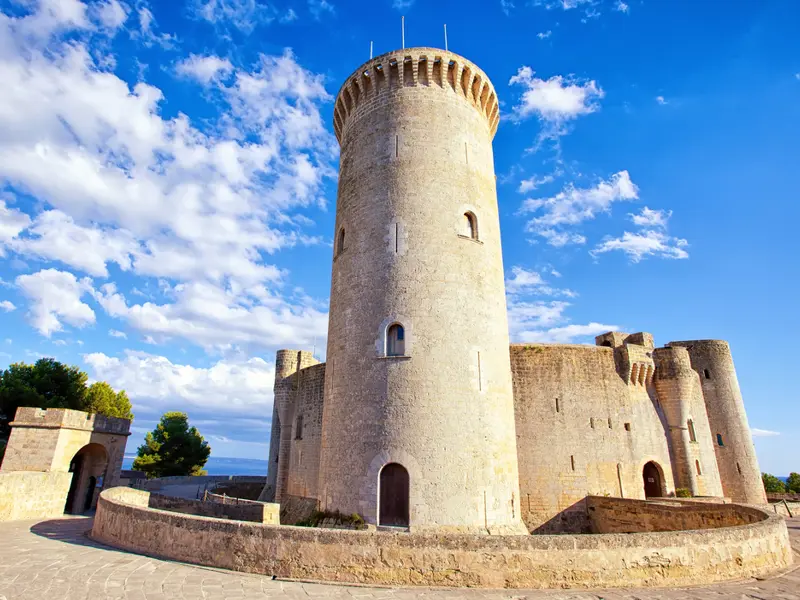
0, 516, 798, 600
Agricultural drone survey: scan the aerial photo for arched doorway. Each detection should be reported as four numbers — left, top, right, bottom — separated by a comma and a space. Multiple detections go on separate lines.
643, 461, 664, 498
379, 463, 409, 527
64, 444, 108, 514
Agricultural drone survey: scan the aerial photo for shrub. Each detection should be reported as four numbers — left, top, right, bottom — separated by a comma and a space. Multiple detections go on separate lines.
786, 472, 800, 494
762, 472, 786, 494
675, 487, 693, 498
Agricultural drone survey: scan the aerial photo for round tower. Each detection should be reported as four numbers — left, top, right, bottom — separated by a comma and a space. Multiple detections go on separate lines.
669, 340, 766, 504
317, 48, 525, 533
653, 346, 722, 498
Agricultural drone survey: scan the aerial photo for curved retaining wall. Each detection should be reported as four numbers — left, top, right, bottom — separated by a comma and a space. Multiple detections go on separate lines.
93, 489, 792, 589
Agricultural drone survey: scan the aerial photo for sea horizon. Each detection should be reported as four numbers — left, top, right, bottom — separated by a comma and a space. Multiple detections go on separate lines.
122, 455, 269, 477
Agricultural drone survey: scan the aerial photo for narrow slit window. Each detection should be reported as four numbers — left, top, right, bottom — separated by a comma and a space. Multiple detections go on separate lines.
716, 433, 724, 447
570, 455, 575, 471
555, 398, 560, 413
387, 323, 405, 356
737, 462, 742, 475
395, 135, 399, 158
695, 460, 702, 475
688, 419, 697, 442
394, 222, 399, 253
704, 368, 711, 379
337, 228, 346, 255
624, 422, 631, 432
295, 414, 303, 440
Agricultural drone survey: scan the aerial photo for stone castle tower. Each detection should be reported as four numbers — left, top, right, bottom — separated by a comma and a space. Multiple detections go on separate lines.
262, 48, 767, 534
316, 47, 526, 533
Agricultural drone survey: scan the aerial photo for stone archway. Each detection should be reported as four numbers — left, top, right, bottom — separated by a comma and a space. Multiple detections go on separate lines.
379, 463, 409, 527
64, 443, 108, 514
643, 461, 664, 498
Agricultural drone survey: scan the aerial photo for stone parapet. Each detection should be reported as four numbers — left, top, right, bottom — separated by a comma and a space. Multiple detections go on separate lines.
10, 407, 130, 436
93, 488, 792, 589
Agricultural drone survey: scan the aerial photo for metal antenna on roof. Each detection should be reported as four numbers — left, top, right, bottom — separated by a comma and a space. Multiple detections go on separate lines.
402, 16, 405, 49
444, 24, 448, 52
370, 40, 373, 60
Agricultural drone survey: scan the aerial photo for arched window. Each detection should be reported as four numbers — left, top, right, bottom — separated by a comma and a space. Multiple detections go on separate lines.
695, 460, 702, 475
387, 323, 405, 356
337, 227, 346, 255
687, 419, 697, 442
463, 212, 478, 240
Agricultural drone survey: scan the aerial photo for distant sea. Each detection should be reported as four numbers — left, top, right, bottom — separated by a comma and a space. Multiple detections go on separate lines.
122, 455, 270, 476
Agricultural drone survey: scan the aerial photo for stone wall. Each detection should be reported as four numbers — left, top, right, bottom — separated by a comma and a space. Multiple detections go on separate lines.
123, 488, 278, 524
93, 487, 792, 589
587, 496, 763, 533
0, 471, 73, 521
510, 344, 675, 532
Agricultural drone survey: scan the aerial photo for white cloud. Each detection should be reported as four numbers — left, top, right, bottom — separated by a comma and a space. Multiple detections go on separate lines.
519, 173, 555, 193
176, 54, 234, 84
591, 230, 689, 262
308, 0, 334, 18
392, 0, 414, 9
795, 73, 800, 81
656, 95, 668, 105
629, 206, 671, 229
83, 350, 275, 416
751, 428, 780, 437
537, 30, 552, 39
133, 6, 175, 48
501, 0, 515, 15
521, 171, 639, 245
279, 8, 297, 22
109, 329, 127, 338
92, 280, 328, 351
614, 1, 629, 13
92, 0, 128, 30
16, 269, 95, 336
507, 298, 615, 343
11, 210, 137, 277
510, 67, 604, 123
0, 300, 15, 312
0, 199, 32, 254
520, 322, 618, 343
505, 266, 577, 297
192, 0, 276, 33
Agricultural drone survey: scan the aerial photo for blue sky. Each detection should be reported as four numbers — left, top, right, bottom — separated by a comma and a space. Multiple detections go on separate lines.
0, 0, 797, 475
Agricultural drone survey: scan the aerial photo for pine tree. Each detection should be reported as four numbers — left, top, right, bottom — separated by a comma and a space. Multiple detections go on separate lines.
133, 412, 211, 478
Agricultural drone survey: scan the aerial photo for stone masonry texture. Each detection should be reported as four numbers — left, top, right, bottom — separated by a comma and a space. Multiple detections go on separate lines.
262, 48, 768, 534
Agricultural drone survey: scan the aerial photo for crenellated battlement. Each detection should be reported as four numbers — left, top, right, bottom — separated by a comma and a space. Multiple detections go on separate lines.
333, 47, 500, 144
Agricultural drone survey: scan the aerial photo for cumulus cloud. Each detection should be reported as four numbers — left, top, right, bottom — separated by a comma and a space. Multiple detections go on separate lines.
0, 300, 16, 312
751, 428, 780, 437
592, 230, 689, 262
519, 173, 555, 193
91, 0, 128, 30
505, 266, 577, 297
176, 54, 234, 84
656, 95, 668, 105
614, 1, 629, 13
16, 269, 95, 336
108, 329, 127, 338
1, 1, 336, 351
592, 206, 688, 262
83, 350, 275, 416
507, 299, 615, 343
537, 30, 552, 39
521, 171, 639, 246
629, 207, 671, 229
133, 6, 176, 48
510, 67, 604, 124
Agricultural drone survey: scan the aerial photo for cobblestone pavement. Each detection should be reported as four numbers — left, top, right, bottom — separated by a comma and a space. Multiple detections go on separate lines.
0, 516, 798, 600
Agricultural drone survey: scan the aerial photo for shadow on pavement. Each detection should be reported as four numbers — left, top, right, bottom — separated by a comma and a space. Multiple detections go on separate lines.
30, 517, 101, 548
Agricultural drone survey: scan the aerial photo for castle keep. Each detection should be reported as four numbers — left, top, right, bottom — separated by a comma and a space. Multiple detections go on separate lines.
264, 48, 766, 533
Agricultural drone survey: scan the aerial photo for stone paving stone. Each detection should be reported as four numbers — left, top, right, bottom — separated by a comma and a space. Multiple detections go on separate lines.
0, 516, 798, 600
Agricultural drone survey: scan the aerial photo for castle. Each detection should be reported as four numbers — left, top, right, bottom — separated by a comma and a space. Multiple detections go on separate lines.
263, 47, 766, 534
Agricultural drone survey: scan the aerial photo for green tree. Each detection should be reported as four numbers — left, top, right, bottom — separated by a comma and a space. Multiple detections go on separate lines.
0, 358, 132, 435
85, 382, 134, 420
762, 472, 787, 494
0, 358, 88, 435
786, 472, 800, 494
133, 412, 211, 479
